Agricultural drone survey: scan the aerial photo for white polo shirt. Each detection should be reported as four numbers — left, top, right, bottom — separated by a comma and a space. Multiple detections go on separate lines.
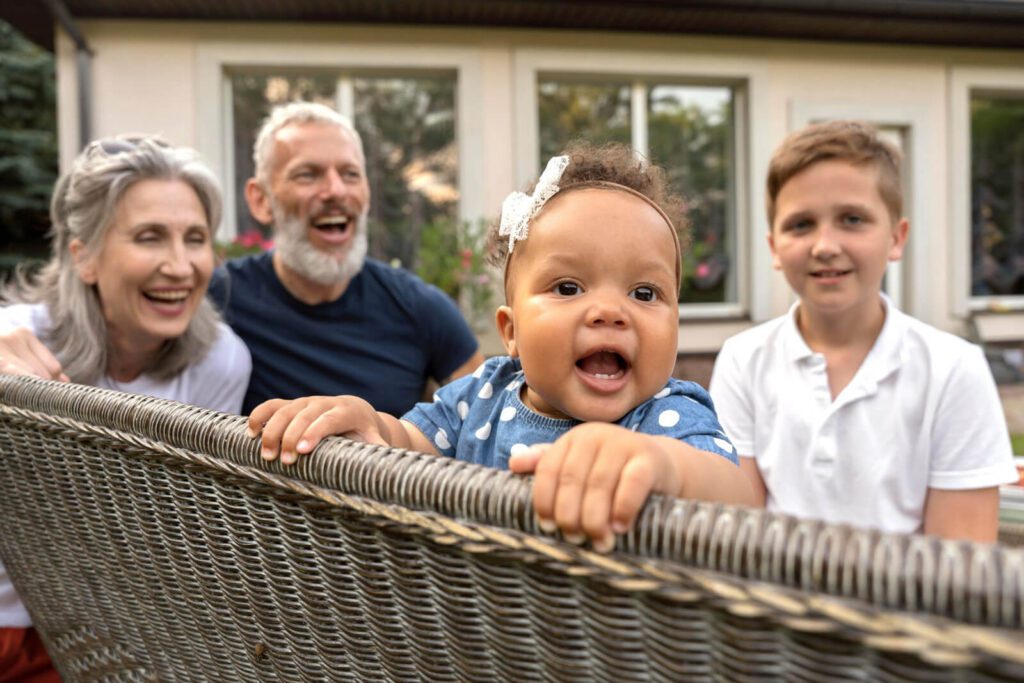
709, 296, 1017, 534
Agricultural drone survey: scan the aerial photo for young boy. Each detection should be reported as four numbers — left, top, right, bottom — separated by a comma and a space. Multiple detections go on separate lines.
250, 143, 755, 552
709, 120, 1017, 542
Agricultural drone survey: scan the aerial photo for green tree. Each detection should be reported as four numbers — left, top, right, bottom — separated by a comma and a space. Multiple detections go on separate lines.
0, 20, 57, 264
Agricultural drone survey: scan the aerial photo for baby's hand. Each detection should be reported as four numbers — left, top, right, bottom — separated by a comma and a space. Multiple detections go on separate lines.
508, 423, 680, 553
0, 328, 69, 382
247, 395, 386, 465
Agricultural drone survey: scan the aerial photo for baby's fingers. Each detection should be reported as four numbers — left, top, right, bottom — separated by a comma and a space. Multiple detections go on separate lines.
609, 456, 659, 536
509, 444, 546, 474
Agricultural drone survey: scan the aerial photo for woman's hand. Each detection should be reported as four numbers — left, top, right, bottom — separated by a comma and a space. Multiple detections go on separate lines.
0, 328, 69, 382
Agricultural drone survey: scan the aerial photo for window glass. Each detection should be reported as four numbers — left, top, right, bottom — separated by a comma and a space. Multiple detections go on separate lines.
538, 81, 631, 162
648, 85, 733, 304
353, 76, 458, 270
971, 94, 1024, 297
537, 78, 738, 305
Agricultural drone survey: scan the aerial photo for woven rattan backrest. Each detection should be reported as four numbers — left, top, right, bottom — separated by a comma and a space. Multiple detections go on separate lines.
0, 375, 1022, 682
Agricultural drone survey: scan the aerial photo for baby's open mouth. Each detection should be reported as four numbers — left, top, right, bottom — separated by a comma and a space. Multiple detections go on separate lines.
576, 350, 628, 380
313, 214, 351, 236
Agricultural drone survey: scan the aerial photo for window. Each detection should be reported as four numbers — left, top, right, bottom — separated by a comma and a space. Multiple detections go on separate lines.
538, 78, 738, 306
970, 94, 1024, 298
228, 71, 458, 274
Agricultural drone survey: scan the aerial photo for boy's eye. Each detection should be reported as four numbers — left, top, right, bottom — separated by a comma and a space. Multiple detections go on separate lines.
787, 218, 813, 232
842, 214, 864, 226
554, 281, 581, 296
630, 286, 658, 302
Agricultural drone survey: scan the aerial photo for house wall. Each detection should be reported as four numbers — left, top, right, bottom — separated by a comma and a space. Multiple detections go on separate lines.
54, 21, 1024, 356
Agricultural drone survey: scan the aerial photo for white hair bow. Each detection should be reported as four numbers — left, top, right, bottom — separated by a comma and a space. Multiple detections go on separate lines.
498, 155, 570, 254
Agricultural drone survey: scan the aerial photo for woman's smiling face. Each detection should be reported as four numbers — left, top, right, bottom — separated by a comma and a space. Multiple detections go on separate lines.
74, 178, 215, 354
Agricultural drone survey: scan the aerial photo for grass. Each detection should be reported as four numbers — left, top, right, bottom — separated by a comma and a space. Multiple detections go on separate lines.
1013, 434, 1024, 457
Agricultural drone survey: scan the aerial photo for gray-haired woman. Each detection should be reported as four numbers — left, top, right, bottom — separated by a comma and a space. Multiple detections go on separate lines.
0, 136, 251, 674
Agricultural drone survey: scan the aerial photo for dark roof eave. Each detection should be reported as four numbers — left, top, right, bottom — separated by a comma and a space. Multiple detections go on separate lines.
7, 0, 1024, 52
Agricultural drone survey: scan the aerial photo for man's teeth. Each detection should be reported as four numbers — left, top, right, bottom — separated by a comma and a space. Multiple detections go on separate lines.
315, 216, 349, 227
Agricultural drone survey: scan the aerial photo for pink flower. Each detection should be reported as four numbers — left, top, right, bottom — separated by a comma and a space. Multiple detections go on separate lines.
696, 262, 710, 279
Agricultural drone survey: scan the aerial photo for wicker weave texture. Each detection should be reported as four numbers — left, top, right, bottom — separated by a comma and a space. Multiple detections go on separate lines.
0, 375, 1022, 682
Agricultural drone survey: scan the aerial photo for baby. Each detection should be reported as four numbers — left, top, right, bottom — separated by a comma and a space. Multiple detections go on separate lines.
250, 142, 754, 551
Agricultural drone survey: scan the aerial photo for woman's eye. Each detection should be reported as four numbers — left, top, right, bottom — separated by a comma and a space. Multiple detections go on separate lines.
630, 286, 657, 302
136, 232, 159, 243
554, 282, 580, 296
186, 231, 209, 245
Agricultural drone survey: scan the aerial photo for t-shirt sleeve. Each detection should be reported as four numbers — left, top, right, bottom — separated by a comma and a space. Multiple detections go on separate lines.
187, 324, 252, 414
402, 363, 488, 457
634, 383, 739, 465
0, 304, 45, 335
416, 283, 479, 382
708, 337, 756, 458
928, 344, 1017, 490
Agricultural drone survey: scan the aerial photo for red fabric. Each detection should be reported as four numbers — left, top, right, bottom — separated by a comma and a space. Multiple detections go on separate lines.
0, 628, 61, 683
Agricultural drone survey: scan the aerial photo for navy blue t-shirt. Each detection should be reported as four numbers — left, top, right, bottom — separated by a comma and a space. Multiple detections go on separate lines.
208, 252, 479, 415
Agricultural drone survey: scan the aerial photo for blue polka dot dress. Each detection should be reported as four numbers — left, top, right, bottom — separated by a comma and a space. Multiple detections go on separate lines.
402, 356, 738, 470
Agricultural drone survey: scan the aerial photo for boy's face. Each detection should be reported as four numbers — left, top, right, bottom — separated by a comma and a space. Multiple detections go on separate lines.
768, 159, 909, 320
496, 188, 679, 423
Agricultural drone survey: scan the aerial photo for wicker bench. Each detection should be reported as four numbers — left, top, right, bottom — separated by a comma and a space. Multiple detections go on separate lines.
0, 375, 1022, 682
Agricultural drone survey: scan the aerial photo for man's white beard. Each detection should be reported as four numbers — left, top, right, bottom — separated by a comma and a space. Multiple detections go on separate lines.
272, 202, 368, 287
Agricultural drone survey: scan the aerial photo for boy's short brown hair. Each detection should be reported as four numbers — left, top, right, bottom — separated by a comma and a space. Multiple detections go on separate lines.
766, 120, 903, 225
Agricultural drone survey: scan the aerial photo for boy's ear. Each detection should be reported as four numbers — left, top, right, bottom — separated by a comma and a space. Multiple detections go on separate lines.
766, 230, 782, 270
69, 238, 97, 285
495, 305, 517, 357
888, 218, 910, 261
245, 178, 275, 225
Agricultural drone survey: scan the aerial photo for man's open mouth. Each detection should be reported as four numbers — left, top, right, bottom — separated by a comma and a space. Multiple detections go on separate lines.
313, 214, 351, 236
576, 350, 628, 380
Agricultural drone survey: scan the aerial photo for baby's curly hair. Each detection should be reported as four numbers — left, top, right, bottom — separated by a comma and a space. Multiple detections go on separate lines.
486, 141, 690, 271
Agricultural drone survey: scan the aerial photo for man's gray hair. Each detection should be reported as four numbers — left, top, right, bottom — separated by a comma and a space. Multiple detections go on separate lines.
252, 101, 365, 184
4, 135, 224, 384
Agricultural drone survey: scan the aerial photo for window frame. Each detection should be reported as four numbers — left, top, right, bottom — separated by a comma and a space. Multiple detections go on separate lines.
951, 66, 1024, 315
514, 48, 767, 324
197, 41, 485, 241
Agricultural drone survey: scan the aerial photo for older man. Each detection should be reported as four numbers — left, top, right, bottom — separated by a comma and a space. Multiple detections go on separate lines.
210, 102, 483, 414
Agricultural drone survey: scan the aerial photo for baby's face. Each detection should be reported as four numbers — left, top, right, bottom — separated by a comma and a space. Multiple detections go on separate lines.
496, 187, 679, 422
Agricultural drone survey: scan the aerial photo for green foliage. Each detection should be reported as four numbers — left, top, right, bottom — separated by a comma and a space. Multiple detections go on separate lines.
414, 218, 494, 333
0, 20, 58, 249
1014, 433, 1024, 457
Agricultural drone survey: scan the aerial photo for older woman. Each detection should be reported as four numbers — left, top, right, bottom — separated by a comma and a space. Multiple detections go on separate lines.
0, 136, 251, 680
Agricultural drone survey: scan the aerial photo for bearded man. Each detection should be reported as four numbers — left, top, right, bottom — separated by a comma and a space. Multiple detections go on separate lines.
209, 102, 483, 414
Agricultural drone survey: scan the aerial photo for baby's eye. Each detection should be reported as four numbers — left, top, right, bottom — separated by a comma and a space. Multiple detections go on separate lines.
553, 281, 581, 296
630, 286, 658, 302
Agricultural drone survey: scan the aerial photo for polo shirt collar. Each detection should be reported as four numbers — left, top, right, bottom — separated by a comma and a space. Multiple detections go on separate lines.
782, 293, 907, 391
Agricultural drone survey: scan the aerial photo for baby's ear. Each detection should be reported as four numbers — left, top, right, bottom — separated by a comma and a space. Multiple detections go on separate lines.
495, 305, 517, 357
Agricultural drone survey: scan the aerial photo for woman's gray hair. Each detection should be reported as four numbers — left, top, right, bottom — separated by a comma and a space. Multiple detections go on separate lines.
253, 101, 364, 184
4, 135, 224, 383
